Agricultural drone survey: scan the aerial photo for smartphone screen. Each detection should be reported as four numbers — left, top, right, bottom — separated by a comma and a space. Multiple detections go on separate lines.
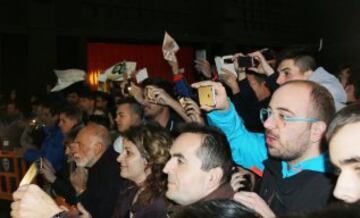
198, 86, 216, 107
223, 58, 234, 64
238, 56, 254, 68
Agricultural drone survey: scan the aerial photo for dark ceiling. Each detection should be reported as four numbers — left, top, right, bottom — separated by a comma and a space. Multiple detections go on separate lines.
0, 0, 358, 99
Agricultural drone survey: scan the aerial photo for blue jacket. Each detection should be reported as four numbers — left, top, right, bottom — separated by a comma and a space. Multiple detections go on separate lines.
24, 125, 64, 171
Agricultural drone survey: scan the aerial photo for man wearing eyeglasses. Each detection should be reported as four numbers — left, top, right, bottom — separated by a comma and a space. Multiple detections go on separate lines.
192, 80, 336, 217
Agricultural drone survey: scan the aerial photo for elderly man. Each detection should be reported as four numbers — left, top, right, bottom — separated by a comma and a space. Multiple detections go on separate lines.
192, 80, 336, 216
163, 123, 235, 207
67, 123, 124, 218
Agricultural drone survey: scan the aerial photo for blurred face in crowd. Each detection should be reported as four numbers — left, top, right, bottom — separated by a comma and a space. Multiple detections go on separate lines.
6, 103, 19, 118
66, 92, 79, 106
163, 133, 215, 205
39, 107, 58, 128
31, 104, 42, 117
263, 84, 316, 165
247, 74, 270, 101
58, 113, 78, 134
64, 138, 76, 161
115, 103, 141, 134
95, 97, 107, 110
276, 59, 309, 85
330, 122, 360, 203
70, 127, 100, 167
79, 97, 95, 113
117, 138, 148, 185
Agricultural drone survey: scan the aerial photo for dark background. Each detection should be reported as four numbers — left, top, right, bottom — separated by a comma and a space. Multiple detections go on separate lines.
0, 0, 358, 101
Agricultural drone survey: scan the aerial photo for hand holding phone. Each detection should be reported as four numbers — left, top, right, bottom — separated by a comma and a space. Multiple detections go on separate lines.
197, 85, 216, 107
35, 157, 44, 170
191, 80, 229, 111
195, 49, 207, 60
179, 97, 205, 124
237, 56, 256, 68
214, 55, 237, 77
247, 51, 275, 76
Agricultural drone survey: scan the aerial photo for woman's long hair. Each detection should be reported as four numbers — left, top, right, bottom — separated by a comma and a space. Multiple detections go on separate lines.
123, 122, 172, 205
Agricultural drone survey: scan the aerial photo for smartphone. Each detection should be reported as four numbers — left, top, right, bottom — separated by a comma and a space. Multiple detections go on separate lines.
195, 49, 207, 60
223, 58, 234, 64
238, 56, 255, 68
198, 85, 216, 107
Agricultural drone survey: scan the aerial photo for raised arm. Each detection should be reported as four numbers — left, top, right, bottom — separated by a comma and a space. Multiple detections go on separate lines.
191, 81, 268, 174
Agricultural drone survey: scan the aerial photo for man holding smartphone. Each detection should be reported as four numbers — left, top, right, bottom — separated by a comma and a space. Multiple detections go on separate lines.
192, 79, 336, 217
246, 48, 346, 111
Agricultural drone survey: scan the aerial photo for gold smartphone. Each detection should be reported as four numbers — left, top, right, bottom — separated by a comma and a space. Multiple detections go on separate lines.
198, 85, 216, 107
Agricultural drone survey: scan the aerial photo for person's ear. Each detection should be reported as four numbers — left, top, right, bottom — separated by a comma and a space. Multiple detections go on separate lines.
303, 70, 313, 79
95, 142, 104, 155
310, 121, 327, 143
207, 167, 224, 190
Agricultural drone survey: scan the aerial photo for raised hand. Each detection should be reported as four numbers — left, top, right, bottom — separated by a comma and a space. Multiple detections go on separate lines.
144, 86, 172, 106
129, 82, 145, 105
39, 158, 57, 183
218, 68, 240, 95
247, 51, 274, 76
180, 97, 204, 124
11, 184, 63, 218
70, 167, 88, 195
194, 59, 212, 79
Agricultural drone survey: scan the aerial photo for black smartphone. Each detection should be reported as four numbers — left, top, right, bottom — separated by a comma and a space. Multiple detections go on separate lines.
237, 56, 254, 68
223, 58, 234, 64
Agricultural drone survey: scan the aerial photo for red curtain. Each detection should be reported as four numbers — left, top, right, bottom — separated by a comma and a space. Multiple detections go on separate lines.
87, 43, 195, 83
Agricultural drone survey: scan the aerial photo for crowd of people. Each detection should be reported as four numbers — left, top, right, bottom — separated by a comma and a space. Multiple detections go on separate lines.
1, 46, 360, 218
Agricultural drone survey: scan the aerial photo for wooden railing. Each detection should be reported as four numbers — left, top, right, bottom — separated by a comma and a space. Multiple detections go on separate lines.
0, 150, 28, 200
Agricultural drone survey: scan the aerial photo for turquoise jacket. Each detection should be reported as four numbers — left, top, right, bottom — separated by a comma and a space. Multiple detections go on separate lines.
207, 100, 331, 178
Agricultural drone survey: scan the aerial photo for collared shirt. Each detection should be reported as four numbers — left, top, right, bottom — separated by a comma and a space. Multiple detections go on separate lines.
281, 153, 331, 178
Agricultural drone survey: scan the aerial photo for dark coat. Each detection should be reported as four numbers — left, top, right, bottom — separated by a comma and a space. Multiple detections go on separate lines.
168, 182, 235, 216
112, 182, 168, 218
79, 148, 125, 218
258, 158, 336, 216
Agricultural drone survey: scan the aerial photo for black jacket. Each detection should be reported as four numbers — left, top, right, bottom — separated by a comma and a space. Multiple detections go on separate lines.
258, 158, 336, 216
112, 181, 168, 218
79, 148, 125, 218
